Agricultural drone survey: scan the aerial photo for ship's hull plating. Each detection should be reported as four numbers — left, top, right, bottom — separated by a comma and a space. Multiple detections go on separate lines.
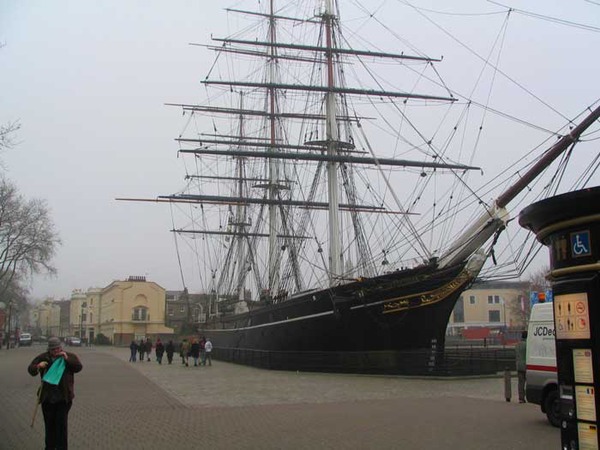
200, 262, 474, 353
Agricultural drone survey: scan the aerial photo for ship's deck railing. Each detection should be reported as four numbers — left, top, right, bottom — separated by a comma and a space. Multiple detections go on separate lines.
212, 346, 515, 376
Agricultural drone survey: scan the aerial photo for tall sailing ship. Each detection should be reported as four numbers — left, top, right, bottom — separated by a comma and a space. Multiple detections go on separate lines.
123, 1, 600, 368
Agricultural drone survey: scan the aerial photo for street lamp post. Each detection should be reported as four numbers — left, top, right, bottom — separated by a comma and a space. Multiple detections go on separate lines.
5, 301, 13, 350
79, 302, 86, 342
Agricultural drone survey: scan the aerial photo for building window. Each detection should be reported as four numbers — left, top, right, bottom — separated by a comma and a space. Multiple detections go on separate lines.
180, 305, 185, 313
89, 312, 93, 323
494, 295, 500, 304
489, 310, 500, 322
469, 295, 475, 305
487, 295, 493, 304
132, 307, 149, 321
167, 306, 174, 316
453, 297, 464, 323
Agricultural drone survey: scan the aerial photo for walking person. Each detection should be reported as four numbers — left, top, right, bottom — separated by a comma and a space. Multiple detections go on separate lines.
145, 338, 153, 362
180, 339, 190, 367
129, 340, 138, 362
27, 337, 83, 450
155, 338, 165, 364
190, 339, 200, 367
515, 331, 528, 403
138, 339, 145, 362
199, 337, 206, 366
165, 340, 175, 365
204, 337, 213, 366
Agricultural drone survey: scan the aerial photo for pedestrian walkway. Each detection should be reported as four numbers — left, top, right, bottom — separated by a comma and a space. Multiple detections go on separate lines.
0, 345, 558, 449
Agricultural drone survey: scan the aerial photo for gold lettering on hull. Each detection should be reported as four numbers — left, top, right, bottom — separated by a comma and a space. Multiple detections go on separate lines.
382, 271, 473, 314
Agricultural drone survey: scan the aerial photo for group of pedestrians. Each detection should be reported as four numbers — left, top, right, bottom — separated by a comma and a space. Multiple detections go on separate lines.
128, 336, 212, 367
179, 336, 212, 367
128, 338, 153, 363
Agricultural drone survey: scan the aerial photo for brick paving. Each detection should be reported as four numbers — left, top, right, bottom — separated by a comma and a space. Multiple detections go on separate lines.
0, 344, 559, 449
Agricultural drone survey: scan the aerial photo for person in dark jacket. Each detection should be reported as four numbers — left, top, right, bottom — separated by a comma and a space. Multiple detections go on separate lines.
129, 340, 138, 362
190, 339, 201, 367
165, 340, 175, 364
28, 337, 83, 450
515, 331, 528, 403
155, 339, 165, 364
138, 339, 145, 362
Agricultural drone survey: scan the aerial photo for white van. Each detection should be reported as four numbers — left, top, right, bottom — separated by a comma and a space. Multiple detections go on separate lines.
19, 332, 32, 347
526, 302, 559, 427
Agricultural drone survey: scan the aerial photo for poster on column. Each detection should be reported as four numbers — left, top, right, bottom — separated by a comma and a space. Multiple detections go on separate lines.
574, 349, 594, 384
576, 385, 597, 422
554, 293, 590, 340
577, 422, 598, 450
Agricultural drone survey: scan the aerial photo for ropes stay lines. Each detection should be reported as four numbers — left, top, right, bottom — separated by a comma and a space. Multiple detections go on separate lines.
488, 1, 600, 33
392, 0, 572, 123
170, 202, 186, 290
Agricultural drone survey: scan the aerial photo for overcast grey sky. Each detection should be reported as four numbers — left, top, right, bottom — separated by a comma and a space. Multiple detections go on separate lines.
1, 0, 599, 301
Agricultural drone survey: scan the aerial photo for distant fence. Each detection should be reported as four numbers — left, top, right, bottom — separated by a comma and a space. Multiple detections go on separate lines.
213, 346, 515, 376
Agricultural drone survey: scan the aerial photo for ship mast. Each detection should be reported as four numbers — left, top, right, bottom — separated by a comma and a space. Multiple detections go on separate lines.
267, 0, 281, 297
324, 0, 343, 284
235, 92, 247, 300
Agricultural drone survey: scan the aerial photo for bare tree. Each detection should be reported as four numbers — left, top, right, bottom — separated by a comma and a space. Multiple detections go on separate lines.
528, 265, 551, 293
0, 178, 61, 299
1, 44, 21, 163
509, 289, 531, 329
0, 121, 21, 151
508, 266, 550, 328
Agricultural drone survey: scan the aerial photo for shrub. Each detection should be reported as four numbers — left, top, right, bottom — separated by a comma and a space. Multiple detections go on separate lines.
94, 333, 111, 346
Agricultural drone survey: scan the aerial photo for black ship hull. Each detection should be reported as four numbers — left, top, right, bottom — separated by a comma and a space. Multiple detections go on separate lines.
199, 262, 474, 356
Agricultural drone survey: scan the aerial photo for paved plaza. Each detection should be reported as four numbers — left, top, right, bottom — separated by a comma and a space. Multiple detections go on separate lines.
0, 344, 559, 449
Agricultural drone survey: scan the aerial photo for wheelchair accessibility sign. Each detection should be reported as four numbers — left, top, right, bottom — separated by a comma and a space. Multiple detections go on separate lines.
571, 230, 591, 258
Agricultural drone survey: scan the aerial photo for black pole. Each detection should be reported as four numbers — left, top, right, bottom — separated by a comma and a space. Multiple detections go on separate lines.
5, 302, 12, 350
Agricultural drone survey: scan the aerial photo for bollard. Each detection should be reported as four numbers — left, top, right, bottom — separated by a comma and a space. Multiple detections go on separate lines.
504, 367, 512, 402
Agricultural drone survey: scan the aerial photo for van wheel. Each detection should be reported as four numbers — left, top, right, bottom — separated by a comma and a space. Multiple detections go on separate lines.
544, 389, 561, 427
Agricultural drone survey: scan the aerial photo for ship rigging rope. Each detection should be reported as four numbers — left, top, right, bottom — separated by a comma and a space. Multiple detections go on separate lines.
355, 120, 431, 259
428, 13, 512, 247
488, 1, 600, 33
341, 31, 491, 219
479, 138, 600, 282
395, 1, 571, 123
347, 3, 560, 137
170, 202, 187, 289
336, 28, 488, 257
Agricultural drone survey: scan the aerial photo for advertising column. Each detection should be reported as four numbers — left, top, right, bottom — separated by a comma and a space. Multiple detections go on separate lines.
520, 187, 600, 450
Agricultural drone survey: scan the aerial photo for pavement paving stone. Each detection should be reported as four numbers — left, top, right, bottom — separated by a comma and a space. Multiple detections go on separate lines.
0, 344, 559, 449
